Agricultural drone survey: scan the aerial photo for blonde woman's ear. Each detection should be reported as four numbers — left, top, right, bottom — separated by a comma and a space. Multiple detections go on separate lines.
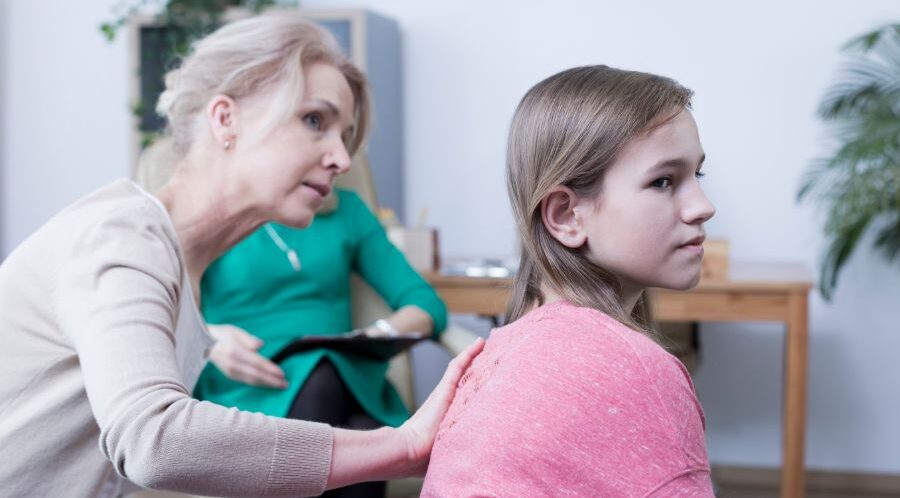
540, 186, 588, 249
206, 94, 238, 147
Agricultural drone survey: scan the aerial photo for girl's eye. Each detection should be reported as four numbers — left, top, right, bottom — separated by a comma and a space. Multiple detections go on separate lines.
695, 170, 706, 179
303, 112, 323, 131
650, 177, 673, 189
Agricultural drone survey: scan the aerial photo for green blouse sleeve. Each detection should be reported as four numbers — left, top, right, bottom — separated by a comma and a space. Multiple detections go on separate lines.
341, 191, 448, 336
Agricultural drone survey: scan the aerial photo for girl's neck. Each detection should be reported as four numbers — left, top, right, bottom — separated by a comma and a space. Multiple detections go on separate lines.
539, 283, 643, 315
618, 283, 644, 313
539, 287, 568, 307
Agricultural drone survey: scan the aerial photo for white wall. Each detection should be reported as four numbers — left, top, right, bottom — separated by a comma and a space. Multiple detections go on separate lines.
3, 0, 899, 474
1, 0, 131, 256
0, 0, 7, 252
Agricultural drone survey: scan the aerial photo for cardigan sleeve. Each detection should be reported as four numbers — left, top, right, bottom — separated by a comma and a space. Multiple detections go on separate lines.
342, 191, 448, 335
55, 197, 334, 497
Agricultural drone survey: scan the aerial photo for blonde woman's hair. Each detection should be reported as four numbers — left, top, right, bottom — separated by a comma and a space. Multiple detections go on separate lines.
505, 65, 693, 335
156, 12, 370, 156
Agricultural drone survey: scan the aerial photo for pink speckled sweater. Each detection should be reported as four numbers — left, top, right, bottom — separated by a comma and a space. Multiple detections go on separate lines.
422, 301, 713, 497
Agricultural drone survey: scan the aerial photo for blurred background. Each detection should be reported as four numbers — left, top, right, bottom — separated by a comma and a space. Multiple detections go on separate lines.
2, 0, 899, 493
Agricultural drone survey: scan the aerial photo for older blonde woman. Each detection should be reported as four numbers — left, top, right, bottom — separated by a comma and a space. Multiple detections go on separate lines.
0, 13, 482, 498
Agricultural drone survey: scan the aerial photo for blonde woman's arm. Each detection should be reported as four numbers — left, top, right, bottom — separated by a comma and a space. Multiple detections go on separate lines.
326, 337, 484, 489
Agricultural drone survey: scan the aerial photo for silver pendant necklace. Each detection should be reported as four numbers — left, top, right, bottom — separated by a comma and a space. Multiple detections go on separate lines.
263, 223, 301, 271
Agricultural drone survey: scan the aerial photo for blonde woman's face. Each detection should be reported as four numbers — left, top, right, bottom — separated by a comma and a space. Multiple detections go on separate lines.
233, 62, 356, 228
577, 110, 715, 297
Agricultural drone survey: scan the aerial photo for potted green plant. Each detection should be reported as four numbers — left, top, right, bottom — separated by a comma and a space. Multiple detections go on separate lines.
101, 0, 280, 45
100, 0, 285, 147
798, 23, 900, 300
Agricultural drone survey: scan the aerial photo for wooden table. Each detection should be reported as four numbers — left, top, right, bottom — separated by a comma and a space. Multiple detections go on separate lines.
426, 262, 813, 498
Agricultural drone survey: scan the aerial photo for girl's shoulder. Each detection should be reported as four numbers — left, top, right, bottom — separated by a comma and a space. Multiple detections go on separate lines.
496, 300, 703, 420
509, 301, 658, 351
499, 301, 692, 390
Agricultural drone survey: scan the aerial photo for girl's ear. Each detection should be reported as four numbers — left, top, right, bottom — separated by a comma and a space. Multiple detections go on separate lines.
206, 94, 238, 148
540, 186, 588, 249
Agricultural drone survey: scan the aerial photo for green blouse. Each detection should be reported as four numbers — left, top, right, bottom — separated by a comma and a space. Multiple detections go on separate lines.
193, 190, 447, 427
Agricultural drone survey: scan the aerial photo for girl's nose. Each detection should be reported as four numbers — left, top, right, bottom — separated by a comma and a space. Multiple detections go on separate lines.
684, 185, 716, 224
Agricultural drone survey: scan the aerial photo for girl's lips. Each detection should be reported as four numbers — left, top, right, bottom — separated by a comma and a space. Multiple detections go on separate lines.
678, 235, 705, 255
679, 243, 704, 256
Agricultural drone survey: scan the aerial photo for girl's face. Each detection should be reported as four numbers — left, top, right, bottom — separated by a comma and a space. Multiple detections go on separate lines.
231, 62, 356, 228
578, 110, 715, 297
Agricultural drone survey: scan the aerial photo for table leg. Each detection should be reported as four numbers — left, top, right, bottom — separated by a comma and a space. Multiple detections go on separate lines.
781, 292, 809, 498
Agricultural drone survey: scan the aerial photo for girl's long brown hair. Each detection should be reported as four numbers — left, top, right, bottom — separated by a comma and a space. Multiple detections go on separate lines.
505, 65, 693, 336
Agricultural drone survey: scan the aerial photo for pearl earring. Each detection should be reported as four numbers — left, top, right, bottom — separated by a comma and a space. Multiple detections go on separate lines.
224, 139, 231, 150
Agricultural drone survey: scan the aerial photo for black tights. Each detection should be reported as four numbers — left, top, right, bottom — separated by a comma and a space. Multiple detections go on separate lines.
288, 360, 386, 498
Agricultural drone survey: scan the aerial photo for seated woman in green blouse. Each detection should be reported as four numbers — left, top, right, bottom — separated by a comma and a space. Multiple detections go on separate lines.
194, 187, 447, 498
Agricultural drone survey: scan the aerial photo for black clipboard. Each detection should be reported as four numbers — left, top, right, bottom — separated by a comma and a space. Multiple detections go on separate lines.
271, 330, 429, 363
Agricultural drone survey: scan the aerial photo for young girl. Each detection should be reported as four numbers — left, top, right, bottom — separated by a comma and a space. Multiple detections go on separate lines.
421, 65, 716, 496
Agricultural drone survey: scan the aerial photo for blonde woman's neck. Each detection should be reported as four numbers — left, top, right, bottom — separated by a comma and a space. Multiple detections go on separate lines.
155, 158, 265, 297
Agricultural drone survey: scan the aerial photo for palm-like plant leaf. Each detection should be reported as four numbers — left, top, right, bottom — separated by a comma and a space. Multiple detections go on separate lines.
799, 23, 900, 299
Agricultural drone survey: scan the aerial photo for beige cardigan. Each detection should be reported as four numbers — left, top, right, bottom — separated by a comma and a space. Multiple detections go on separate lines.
0, 180, 333, 498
